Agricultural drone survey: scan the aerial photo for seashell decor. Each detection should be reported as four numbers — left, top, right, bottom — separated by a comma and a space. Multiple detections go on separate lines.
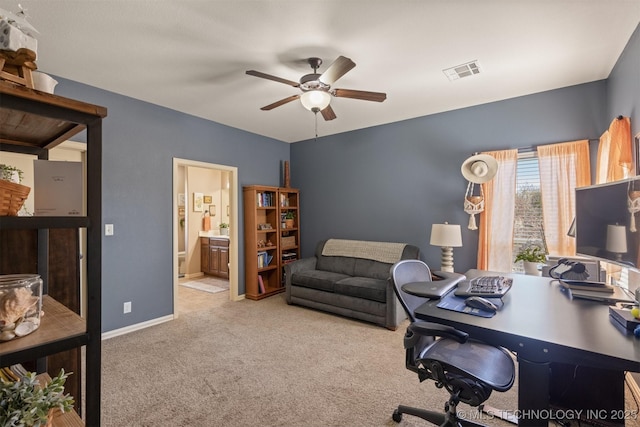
0, 275, 43, 341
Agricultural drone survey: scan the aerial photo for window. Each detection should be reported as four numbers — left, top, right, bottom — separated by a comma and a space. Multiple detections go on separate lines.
513, 151, 545, 272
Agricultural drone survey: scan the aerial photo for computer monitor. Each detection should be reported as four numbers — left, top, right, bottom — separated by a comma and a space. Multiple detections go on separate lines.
575, 176, 640, 273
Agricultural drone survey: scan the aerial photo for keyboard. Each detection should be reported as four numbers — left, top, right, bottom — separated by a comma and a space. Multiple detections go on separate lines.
454, 276, 513, 298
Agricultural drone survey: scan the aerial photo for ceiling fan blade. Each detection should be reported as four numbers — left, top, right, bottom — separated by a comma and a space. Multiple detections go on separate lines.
246, 70, 300, 87
333, 88, 387, 102
321, 105, 337, 121
319, 56, 356, 86
260, 94, 300, 111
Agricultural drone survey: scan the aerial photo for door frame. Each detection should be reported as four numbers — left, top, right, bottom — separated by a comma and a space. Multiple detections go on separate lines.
172, 158, 241, 316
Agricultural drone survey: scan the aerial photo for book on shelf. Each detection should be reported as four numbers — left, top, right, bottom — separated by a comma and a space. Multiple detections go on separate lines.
257, 251, 273, 268
258, 275, 265, 293
256, 192, 275, 207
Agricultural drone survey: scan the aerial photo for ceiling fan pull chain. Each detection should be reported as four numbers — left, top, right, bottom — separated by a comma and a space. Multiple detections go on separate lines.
315, 112, 319, 140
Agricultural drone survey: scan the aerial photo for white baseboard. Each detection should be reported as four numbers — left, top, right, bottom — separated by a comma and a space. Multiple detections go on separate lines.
101, 314, 174, 340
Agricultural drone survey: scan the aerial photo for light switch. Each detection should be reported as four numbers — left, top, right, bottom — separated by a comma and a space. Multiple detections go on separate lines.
105, 224, 114, 236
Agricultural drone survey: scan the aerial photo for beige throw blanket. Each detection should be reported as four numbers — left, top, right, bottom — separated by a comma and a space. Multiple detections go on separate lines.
322, 239, 407, 264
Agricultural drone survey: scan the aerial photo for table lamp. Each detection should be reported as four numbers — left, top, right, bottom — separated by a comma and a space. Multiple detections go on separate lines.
430, 222, 462, 272
606, 224, 627, 261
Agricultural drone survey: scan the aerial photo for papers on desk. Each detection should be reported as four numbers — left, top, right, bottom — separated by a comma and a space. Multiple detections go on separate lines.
436, 292, 502, 318
564, 284, 636, 304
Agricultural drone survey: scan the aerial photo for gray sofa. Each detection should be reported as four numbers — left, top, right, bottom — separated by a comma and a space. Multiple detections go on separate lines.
284, 239, 420, 330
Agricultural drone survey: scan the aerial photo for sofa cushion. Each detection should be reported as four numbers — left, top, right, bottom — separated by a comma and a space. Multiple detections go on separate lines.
291, 270, 350, 293
353, 258, 392, 280
316, 255, 356, 276
334, 276, 388, 303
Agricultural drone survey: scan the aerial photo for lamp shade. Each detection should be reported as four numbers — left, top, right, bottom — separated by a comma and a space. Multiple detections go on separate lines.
430, 223, 462, 247
567, 217, 576, 238
606, 224, 627, 254
300, 90, 331, 112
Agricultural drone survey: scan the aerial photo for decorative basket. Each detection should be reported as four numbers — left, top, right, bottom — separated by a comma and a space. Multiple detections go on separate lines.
281, 236, 296, 248
0, 179, 30, 216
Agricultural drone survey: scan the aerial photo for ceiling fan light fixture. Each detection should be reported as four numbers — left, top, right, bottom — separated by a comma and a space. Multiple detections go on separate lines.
300, 90, 331, 112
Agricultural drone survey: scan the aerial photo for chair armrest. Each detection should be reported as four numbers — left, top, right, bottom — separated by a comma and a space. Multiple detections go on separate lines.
432, 271, 466, 282
408, 321, 468, 344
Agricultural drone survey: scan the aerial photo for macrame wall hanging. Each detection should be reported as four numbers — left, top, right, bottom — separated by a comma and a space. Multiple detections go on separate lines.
460, 153, 498, 230
464, 182, 484, 230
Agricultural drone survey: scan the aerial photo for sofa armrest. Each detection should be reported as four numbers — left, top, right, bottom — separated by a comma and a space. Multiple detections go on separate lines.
284, 257, 317, 303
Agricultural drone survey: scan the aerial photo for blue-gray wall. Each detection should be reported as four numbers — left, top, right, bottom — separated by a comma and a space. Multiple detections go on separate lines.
607, 22, 640, 140
291, 82, 608, 271
53, 80, 289, 332
52, 24, 638, 333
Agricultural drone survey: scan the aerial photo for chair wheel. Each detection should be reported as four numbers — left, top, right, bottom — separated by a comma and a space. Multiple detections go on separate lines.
392, 409, 402, 422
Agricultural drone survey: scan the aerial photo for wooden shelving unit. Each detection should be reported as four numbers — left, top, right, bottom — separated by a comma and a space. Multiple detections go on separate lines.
278, 187, 300, 286
0, 80, 106, 426
243, 185, 300, 300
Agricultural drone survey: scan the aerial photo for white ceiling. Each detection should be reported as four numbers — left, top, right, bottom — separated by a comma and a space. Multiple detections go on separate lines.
4, 0, 640, 143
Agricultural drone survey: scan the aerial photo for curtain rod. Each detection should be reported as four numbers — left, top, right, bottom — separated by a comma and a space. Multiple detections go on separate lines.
486, 116, 625, 153
513, 139, 599, 153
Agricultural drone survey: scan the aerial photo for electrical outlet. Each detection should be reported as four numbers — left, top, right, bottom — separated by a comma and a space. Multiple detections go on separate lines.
105, 224, 114, 236
123, 301, 131, 313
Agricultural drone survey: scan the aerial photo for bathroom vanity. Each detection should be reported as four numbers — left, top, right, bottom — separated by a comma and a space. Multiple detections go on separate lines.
200, 236, 229, 279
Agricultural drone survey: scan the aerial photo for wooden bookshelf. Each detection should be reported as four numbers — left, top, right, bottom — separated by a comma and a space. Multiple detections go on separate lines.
243, 186, 300, 300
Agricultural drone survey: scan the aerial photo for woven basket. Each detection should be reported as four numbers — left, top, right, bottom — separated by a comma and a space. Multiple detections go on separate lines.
0, 179, 30, 216
281, 236, 296, 248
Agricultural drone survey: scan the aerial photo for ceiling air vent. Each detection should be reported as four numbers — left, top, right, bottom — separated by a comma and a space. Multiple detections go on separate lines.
443, 60, 481, 81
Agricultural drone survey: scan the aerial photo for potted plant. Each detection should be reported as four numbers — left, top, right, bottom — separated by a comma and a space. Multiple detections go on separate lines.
219, 222, 229, 236
284, 211, 295, 229
0, 369, 74, 427
0, 164, 24, 183
0, 164, 30, 216
515, 244, 547, 276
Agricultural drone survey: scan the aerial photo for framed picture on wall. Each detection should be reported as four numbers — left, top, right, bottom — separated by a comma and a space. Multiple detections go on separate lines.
204, 195, 213, 204
209, 204, 216, 216
178, 193, 185, 207
193, 192, 203, 212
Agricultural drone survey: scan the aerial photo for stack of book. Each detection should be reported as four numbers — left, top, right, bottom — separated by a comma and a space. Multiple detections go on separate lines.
558, 279, 614, 293
282, 252, 297, 264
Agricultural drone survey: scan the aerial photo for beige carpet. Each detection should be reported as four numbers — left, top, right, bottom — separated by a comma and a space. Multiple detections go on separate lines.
101, 293, 639, 426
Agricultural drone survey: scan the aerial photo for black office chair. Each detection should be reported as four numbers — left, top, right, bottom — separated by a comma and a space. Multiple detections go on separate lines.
390, 259, 515, 426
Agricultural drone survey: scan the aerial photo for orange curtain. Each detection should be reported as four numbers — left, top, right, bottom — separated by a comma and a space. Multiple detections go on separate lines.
537, 140, 591, 256
477, 149, 518, 272
596, 116, 632, 184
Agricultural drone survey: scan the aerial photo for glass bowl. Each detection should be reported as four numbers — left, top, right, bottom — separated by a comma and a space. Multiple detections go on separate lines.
0, 274, 43, 341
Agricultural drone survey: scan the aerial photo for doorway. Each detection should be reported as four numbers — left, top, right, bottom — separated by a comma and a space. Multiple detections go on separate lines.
172, 158, 241, 318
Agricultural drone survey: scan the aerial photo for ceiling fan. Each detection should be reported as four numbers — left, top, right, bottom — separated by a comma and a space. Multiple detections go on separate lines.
246, 56, 386, 121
